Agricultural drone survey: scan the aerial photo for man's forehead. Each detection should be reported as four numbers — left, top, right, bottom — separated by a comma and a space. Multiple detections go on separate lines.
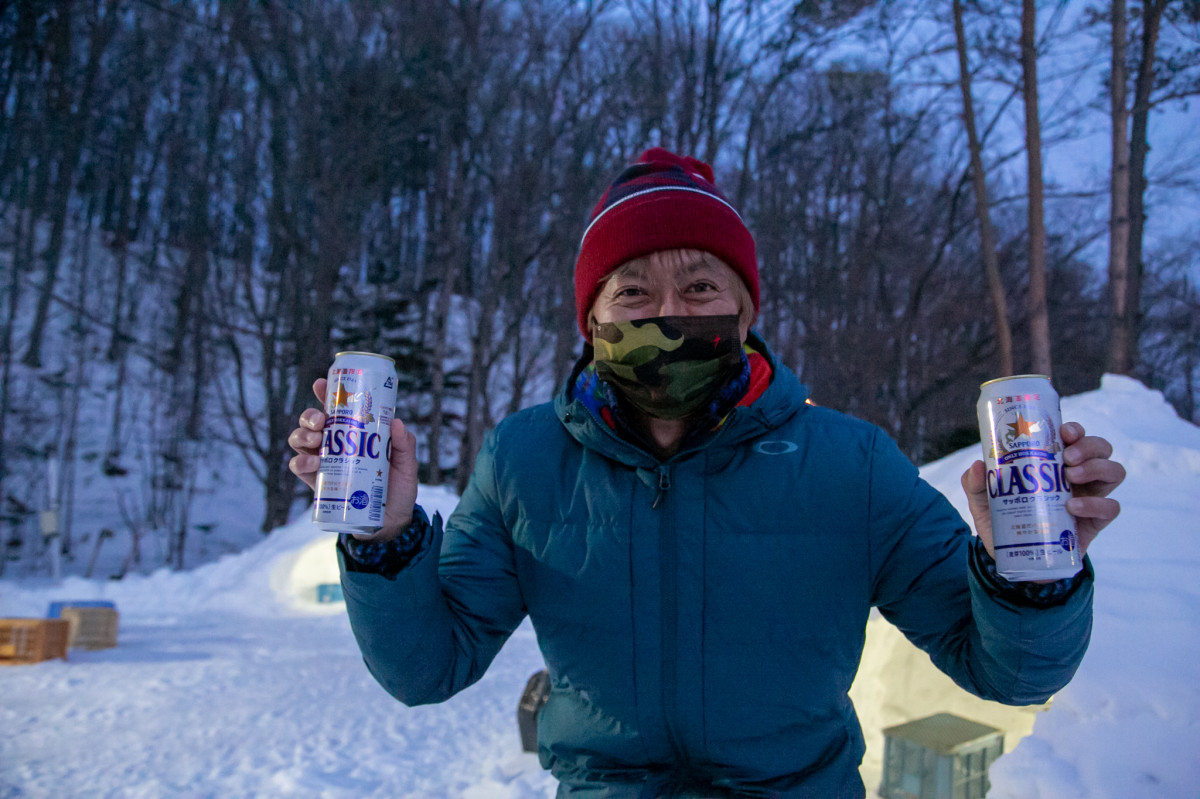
613, 253, 727, 281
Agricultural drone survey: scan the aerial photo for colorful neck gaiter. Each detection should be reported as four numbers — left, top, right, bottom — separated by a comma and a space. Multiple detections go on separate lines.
592, 314, 745, 420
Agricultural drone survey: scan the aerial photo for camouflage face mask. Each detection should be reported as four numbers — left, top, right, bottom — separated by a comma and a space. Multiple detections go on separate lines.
592, 315, 744, 420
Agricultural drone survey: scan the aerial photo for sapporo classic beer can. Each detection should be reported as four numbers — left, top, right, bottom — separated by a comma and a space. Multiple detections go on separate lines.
976, 375, 1082, 582
313, 352, 397, 534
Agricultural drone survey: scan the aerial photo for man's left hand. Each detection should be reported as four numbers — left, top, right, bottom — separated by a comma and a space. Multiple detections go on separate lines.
961, 422, 1126, 561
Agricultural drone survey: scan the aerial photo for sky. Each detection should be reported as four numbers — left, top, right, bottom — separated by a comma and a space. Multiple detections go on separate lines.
837, 2, 1200, 272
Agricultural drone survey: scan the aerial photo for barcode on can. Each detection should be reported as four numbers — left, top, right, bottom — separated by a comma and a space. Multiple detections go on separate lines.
370, 485, 384, 521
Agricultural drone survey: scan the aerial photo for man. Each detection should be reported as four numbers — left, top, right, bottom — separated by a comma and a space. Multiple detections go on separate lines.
288, 148, 1125, 797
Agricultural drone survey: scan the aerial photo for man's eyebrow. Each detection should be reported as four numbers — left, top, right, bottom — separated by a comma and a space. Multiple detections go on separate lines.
675, 259, 724, 279
610, 264, 647, 282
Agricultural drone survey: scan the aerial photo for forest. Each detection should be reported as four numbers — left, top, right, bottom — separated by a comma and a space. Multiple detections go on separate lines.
1, 0, 1197, 574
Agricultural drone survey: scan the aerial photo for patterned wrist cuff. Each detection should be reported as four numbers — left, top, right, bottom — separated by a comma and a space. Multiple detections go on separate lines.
339, 506, 432, 579
969, 537, 1085, 607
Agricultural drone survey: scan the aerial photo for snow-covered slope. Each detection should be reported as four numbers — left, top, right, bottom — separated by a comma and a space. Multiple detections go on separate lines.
1, 376, 1197, 798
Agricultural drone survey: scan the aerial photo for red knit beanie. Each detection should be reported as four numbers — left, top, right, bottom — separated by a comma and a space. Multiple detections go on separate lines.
574, 147, 759, 338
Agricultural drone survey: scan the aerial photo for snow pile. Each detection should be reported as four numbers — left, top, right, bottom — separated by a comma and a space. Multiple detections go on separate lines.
1, 376, 1197, 798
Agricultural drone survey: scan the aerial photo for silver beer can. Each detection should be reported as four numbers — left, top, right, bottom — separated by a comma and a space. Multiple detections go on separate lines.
313, 351, 397, 534
976, 374, 1082, 581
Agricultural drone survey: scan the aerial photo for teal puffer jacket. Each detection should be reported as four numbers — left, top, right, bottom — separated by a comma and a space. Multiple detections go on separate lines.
339, 340, 1093, 798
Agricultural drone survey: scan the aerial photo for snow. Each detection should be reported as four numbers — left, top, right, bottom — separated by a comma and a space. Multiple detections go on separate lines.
2, 376, 1198, 798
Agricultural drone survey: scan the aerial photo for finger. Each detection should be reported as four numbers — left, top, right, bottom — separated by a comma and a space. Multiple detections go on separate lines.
298, 406, 326, 431
391, 418, 418, 465
1060, 422, 1086, 446
312, 377, 327, 405
381, 418, 420, 536
1063, 435, 1114, 467
288, 453, 319, 489
960, 459, 986, 496
388, 420, 420, 494
1067, 495, 1121, 527
1066, 458, 1126, 497
287, 426, 323, 455
960, 460, 992, 530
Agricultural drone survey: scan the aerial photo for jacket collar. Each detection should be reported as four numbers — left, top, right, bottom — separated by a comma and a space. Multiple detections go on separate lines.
554, 331, 811, 467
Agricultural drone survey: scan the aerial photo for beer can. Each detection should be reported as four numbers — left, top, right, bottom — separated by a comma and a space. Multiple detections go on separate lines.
976, 375, 1081, 582
313, 352, 397, 534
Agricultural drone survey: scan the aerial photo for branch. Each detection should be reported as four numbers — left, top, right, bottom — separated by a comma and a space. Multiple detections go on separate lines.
1149, 87, 1200, 108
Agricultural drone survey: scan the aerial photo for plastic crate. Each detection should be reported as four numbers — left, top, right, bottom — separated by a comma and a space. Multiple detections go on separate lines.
316, 583, 344, 603
47, 600, 116, 618
0, 618, 70, 665
60, 607, 119, 650
881, 713, 1004, 799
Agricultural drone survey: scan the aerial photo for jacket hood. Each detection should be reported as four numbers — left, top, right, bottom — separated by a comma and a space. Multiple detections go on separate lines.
553, 331, 811, 468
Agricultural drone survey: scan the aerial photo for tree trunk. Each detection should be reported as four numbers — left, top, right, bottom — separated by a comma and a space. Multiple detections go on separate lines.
22, 4, 118, 367
1107, 0, 1132, 375
0, 169, 31, 524
553, 263, 580, 386
259, 122, 300, 534
57, 195, 97, 560
426, 145, 466, 486
457, 251, 502, 495
954, 0, 1014, 377
1185, 277, 1197, 423
21, 173, 74, 368
103, 242, 151, 476
427, 254, 459, 486
1122, 0, 1167, 375
1020, 0, 1052, 378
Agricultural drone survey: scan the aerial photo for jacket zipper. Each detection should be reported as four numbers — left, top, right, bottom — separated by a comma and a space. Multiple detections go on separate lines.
651, 467, 671, 509
651, 461, 685, 765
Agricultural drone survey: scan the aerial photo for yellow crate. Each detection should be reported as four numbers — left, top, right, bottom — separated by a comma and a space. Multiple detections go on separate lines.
0, 618, 70, 665
60, 607, 119, 650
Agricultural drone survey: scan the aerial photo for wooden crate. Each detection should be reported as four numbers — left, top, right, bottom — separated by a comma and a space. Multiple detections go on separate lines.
60, 607, 119, 650
0, 618, 70, 665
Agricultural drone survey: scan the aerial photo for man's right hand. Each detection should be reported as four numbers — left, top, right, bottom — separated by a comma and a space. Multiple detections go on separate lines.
287, 377, 421, 541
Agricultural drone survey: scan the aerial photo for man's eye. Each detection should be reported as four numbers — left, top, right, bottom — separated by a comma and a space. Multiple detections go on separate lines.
615, 286, 645, 297
689, 282, 718, 293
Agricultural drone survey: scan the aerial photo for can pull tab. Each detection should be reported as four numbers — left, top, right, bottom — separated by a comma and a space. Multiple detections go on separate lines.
652, 469, 671, 509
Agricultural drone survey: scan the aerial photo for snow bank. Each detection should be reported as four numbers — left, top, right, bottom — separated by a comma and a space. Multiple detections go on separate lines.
0, 483, 465, 620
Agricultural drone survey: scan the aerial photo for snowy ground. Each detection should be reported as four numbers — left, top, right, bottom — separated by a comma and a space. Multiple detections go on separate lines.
2, 375, 1198, 798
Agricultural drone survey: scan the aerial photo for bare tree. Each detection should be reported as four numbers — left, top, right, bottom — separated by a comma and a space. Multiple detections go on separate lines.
1112, 0, 1172, 374
22, 2, 120, 367
1107, 0, 1133, 375
1, 0, 1188, 568
231, 1, 429, 527
1020, 0, 1053, 377
453, 0, 609, 493
954, 0, 1014, 377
